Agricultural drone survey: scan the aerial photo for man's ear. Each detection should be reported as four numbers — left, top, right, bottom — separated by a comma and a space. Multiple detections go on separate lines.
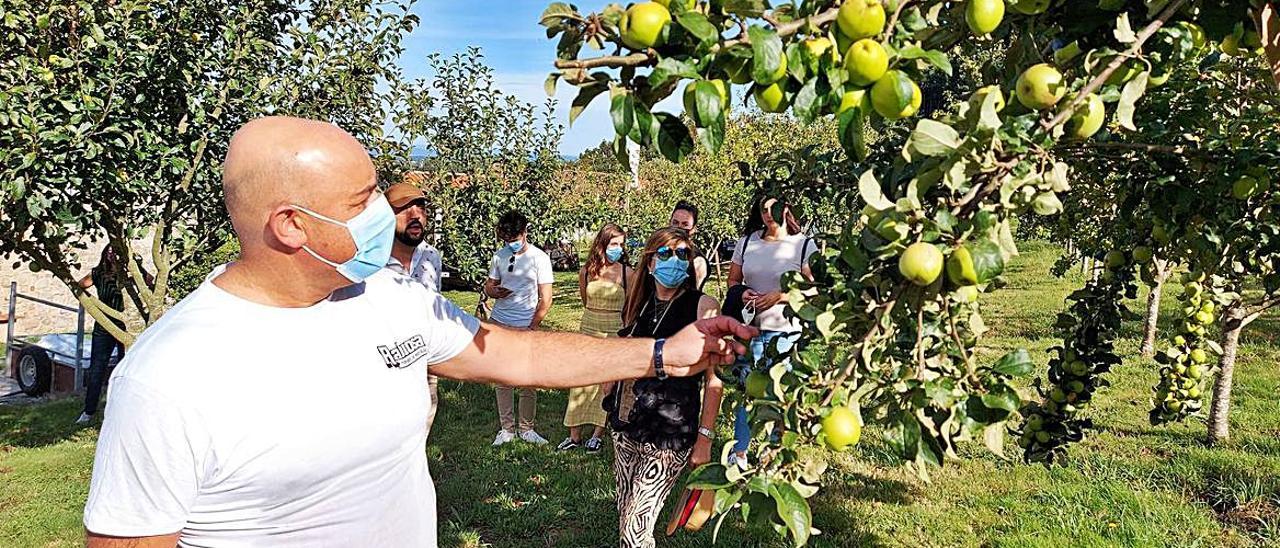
271, 206, 308, 250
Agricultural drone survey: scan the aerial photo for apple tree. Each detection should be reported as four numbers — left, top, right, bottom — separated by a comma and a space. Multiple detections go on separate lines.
540, 0, 1268, 544
0, 0, 419, 345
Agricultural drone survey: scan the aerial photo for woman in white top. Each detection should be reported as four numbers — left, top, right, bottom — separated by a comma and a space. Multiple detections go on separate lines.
726, 194, 816, 466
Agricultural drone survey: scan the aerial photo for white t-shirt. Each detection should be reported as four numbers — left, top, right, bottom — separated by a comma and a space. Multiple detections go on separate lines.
83, 268, 480, 547
487, 244, 554, 328
732, 232, 816, 332
387, 242, 444, 293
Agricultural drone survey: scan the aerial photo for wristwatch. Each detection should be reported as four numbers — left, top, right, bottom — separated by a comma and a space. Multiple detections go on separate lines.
653, 338, 668, 380
698, 426, 716, 440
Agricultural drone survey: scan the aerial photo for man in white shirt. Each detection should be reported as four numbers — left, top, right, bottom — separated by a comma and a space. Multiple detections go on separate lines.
384, 182, 445, 437
82, 116, 755, 548
482, 210, 553, 446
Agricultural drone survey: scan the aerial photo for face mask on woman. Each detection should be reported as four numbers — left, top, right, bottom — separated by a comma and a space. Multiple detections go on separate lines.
606, 246, 624, 264
651, 246, 690, 288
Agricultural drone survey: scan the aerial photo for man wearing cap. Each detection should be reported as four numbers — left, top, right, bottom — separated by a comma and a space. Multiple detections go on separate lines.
385, 182, 445, 437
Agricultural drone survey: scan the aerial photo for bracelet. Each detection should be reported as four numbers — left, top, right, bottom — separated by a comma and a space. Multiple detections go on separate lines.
653, 338, 668, 380
698, 426, 716, 440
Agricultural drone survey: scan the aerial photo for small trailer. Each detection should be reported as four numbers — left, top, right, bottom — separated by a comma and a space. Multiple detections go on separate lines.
4, 281, 119, 398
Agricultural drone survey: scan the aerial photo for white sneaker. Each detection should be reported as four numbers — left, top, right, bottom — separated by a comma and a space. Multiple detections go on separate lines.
75, 412, 93, 425
728, 452, 750, 470
492, 430, 517, 446
519, 430, 549, 445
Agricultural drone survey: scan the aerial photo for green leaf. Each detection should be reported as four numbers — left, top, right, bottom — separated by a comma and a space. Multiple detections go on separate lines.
697, 116, 726, 153
981, 383, 1021, 412
935, 210, 958, 233
1113, 12, 1137, 43
858, 170, 893, 211
1031, 191, 1063, 215
539, 2, 576, 27
1114, 72, 1148, 131
907, 119, 961, 157
694, 80, 725, 128
991, 348, 1033, 376
970, 239, 1005, 283
793, 78, 821, 123
677, 11, 719, 46
977, 90, 1003, 131
543, 72, 560, 97
722, 0, 769, 18
748, 25, 784, 84
569, 82, 608, 126
654, 112, 695, 162
898, 46, 953, 76
631, 104, 659, 145
837, 107, 868, 161
611, 93, 635, 138
648, 57, 701, 89
686, 463, 733, 489
769, 482, 813, 546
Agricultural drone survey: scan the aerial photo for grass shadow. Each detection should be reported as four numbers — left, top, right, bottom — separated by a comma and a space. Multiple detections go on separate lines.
0, 395, 95, 449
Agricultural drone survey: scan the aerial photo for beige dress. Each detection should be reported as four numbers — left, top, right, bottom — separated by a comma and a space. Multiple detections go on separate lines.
563, 277, 625, 428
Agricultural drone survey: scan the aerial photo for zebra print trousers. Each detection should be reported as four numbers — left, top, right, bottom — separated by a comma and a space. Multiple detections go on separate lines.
612, 432, 690, 548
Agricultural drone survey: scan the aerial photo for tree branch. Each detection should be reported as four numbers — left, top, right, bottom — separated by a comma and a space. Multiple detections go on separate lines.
553, 6, 842, 71
1054, 141, 1189, 155
1041, 0, 1188, 131
820, 294, 898, 408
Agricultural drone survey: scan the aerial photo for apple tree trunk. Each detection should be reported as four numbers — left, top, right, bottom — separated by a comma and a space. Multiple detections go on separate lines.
1207, 304, 1246, 445
1141, 265, 1168, 359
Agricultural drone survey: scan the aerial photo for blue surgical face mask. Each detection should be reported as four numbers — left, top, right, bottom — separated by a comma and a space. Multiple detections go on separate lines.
293, 194, 395, 283
652, 256, 690, 288
507, 239, 525, 254
606, 246, 624, 264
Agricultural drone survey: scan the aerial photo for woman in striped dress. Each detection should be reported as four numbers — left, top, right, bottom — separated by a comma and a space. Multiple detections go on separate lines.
557, 223, 628, 453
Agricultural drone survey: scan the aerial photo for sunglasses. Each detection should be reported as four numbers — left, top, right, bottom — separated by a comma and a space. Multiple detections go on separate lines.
656, 246, 690, 261
508, 254, 516, 273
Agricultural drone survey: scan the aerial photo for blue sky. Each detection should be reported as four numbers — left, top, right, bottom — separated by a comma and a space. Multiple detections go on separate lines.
402, 0, 681, 156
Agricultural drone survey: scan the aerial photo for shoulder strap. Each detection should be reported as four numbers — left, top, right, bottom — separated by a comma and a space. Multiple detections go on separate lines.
801, 236, 813, 264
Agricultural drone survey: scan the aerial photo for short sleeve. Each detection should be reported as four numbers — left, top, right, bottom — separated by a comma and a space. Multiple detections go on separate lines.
731, 235, 748, 266
422, 291, 482, 365
488, 252, 503, 281
536, 252, 554, 285
84, 378, 208, 537
800, 238, 818, 266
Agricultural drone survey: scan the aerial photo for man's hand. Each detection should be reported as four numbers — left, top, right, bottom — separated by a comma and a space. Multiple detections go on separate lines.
752, 291, 784, 311
489, 286, 513, 299
664, 316, 758, 377
742, 288, 761, 303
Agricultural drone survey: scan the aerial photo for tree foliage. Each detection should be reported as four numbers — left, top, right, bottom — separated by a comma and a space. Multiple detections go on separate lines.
0, 0, 418, 345
539, 0, 1272, 544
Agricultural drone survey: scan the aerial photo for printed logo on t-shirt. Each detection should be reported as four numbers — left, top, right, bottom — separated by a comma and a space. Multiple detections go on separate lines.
377, 335, 428, 369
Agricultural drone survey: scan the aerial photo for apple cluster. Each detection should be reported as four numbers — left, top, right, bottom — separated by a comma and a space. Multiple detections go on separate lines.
1150, 271, 1221, 424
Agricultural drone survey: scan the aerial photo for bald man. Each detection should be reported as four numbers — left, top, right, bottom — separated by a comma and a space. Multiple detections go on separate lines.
82, 116, 755, 548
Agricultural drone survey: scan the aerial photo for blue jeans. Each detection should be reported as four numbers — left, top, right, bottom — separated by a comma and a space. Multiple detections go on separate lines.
733, 330, 799, 454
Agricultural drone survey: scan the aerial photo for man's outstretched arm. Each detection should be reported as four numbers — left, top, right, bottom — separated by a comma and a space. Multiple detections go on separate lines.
432, 316, 756, 388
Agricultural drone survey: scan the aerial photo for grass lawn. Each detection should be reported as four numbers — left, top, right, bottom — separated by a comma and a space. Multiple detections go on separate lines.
2, 241, 1278, 547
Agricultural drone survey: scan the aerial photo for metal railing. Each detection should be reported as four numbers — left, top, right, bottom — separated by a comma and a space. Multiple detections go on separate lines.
6, 281, 87, 390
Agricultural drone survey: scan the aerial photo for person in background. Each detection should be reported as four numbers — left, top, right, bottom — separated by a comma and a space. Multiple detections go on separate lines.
605, 227, 723, 548
76, 246, 127, 425
484, 210, 554, 446
384, 182, 445, 439
727, 194, 815, 467
668, 200, 709, 289
557, 223, 628, 453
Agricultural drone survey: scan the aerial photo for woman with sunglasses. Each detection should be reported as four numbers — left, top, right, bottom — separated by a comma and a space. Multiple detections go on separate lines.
557, 223, 628, 453
726, 194, 816, 468
604, 227, 724, 548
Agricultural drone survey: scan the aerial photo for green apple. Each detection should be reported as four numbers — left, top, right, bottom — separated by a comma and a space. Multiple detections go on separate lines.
754, 51, 787, 84
946, 245, 979, 286
753, 82, 789, 113
620, 2, 671, 50
837, 0, 887, 40
1233, 176, 1260, 200
899, 242, 944, 286
870, 70, 921, 120
844, 39, 888, 86
1104, 250, 1127, 270
724, 55, 753, 84
966, 0, 1005, 36
968, 85, 1006, 113
1016, 63, 1065, 110
1065, 93, 1105, 140
837, 88, 870, 115
1132, 246, 1153, 263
